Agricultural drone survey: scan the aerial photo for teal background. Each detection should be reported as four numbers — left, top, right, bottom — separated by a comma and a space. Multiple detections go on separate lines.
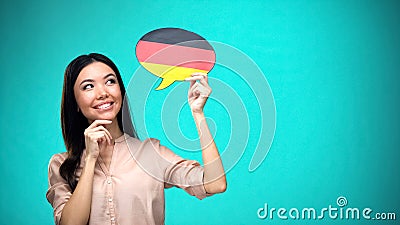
0, 0, 399, 224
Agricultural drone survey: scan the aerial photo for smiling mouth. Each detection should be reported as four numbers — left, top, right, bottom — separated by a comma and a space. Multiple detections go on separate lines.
94, 102, 114, 110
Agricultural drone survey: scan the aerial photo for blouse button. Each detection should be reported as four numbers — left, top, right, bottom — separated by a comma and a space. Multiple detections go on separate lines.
107, 179, 112, 184
108, 197, 113, 202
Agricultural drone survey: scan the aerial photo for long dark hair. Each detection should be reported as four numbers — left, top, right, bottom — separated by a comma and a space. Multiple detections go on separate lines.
59, 53, 137, 191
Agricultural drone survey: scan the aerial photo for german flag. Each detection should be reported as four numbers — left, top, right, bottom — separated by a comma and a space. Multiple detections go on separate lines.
136, 28, 216, 90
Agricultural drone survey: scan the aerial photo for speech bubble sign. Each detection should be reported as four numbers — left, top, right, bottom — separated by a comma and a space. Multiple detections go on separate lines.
136, 28, 216, 90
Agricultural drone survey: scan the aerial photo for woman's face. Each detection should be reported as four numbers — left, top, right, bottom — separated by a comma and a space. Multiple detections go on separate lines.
74, 62, 122, 123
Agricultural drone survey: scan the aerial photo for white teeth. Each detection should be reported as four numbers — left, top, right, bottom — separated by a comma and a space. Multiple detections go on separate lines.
97, 103, 111, 109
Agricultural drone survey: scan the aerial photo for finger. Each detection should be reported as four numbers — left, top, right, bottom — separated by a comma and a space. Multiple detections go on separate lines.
88, 132, 104, 143
191, 72, 208, 77
193, 75, 208, 87
185, 77, 199, 81
189, 79, 196, 88
193, 84, 209, 97
192, 72, 208, 83
189, 82, 199, 95
192, 86, 202, 97
90, 131, 109, 144
187, 77, 197, 97
191, 82, 199, 91
197, 76, 209, 87
188, 82, 199, 98
188, 79, 197, 99
193, 80, 211, 95
94, 133, 106, 144
185, 75, 205, 81
88, 121, 113, 144
185, 72, 207, 81
98, 126, 112, 145
99, 126, 112, 145
87, 125, 112, 145
95, 134, 108, 149
88, 120, 112, 129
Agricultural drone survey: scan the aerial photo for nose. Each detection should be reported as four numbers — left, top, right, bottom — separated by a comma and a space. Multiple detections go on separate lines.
96, 85, 109, 99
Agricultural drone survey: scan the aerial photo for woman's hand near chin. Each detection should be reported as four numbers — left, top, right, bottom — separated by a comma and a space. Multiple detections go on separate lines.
60, 119, 113, 225
84, 120, 113, 161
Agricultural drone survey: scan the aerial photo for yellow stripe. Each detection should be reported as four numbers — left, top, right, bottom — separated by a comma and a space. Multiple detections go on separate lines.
140, 62, 208, 80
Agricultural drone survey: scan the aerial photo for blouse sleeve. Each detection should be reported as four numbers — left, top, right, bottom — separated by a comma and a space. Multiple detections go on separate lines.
146, 138, 213, 200
46, 153, 71, 225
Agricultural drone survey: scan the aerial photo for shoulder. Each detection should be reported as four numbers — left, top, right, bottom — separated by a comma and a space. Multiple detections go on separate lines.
48, 152, 68, 169
47, 153, 69, 186
124, 136, 179, 159
141, 138, 182, 161
142, 137, 162, 146
137, 137, 166, 153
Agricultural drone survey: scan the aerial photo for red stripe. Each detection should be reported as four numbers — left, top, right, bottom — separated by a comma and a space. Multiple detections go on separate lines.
136, 40, 215, 71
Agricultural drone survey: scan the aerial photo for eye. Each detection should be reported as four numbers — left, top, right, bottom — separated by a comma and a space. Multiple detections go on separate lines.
83, 83, 94, 90
106, 78, 117, 85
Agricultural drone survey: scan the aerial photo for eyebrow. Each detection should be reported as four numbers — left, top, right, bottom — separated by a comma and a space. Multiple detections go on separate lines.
80, 73, 117, 86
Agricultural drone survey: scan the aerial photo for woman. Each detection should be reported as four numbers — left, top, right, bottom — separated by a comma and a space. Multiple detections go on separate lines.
46, 53, 226, 225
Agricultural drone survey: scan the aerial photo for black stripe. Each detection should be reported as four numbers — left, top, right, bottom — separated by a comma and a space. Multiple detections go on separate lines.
140, 28, 214, 51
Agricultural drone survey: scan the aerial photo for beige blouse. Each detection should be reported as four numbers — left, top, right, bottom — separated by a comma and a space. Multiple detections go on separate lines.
46, 134, 210, 225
